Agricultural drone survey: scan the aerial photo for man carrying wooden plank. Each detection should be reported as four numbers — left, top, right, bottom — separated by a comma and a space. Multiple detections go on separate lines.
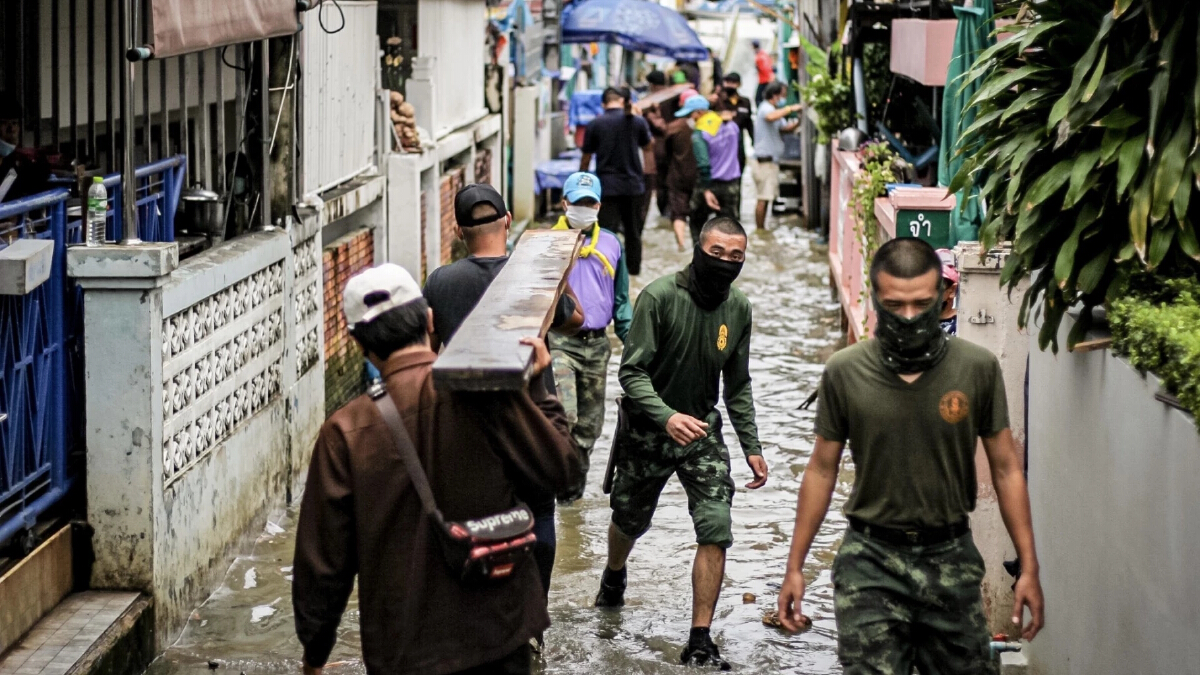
548, 172, 632, 504
596, 216, 769, 670
422, 183, 582, 653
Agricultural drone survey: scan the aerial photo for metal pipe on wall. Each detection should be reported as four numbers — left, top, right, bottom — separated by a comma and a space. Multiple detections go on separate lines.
198, 45, 208, 187
120, 0, 140, 244
160, 56, 167, 160
69, 0, 78, 159
88, 0, 97, 159
141, 0, 151, 163
179, 53, 189, 184
259, 39, 271, 230
216, 49, 226, 194
51, 0, 61, 151
106, 0, 115, 170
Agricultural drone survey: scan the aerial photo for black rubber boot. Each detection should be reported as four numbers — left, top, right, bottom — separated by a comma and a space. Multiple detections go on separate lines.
593, 566, 627, 608
680, 628, 731, 670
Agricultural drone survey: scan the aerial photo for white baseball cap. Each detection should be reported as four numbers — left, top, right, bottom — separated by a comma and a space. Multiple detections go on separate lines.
343, 263, 423, 327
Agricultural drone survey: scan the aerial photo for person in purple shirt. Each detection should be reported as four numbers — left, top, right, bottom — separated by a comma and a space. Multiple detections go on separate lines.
550, 172, 633, 504
677, 95, 743, 245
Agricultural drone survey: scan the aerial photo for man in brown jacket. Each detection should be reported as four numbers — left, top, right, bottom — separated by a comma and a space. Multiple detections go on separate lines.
293, 263, 579, 675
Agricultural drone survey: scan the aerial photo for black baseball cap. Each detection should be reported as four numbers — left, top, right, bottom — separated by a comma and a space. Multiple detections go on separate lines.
723, 72, 742, 84
454, 183, 507, 227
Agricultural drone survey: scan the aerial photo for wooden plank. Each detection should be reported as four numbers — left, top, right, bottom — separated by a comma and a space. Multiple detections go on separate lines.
634, 84, 691, 109
0, 525, 73, 654
433, 228, 583, 391
1069, 337, 1113, 353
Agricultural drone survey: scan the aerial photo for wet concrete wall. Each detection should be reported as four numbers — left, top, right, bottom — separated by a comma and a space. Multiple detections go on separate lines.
1026, 314, 1200, 675
955, 245, 1030, 636
72, 230, 327, 650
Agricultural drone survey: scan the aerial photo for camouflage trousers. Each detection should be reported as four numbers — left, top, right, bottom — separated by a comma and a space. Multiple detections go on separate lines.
609, 412, 735, 548
549, 332, 612, 502
833, 529, 998, 675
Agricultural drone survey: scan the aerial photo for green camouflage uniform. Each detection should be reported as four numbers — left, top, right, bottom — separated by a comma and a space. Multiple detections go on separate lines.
609, 411, 735, 547
611, 269, 758, 550
549, 332, 612, 501
833, 530, 998, 675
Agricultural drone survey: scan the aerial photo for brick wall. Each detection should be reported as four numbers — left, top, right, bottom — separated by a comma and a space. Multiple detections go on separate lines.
439, 166, 466, 265
420, 189, 428, 281
322, 228, 375, 417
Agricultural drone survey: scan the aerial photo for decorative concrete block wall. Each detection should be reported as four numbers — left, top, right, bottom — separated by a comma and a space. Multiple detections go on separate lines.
68, 230, 326, 649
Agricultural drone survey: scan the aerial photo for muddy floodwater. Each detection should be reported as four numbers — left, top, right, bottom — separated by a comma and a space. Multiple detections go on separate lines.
145, 205, 852, 674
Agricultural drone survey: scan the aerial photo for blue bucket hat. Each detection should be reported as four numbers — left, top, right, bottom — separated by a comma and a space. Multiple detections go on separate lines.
675, 96, 710, 118
563, 171, 602, 203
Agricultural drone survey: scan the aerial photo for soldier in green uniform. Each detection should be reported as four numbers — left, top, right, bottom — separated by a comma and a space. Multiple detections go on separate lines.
777, 238, 1045, 674
596, 216, 769, 670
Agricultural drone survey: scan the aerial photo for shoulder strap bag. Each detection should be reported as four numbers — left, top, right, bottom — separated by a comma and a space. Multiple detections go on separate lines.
369, 383, 536, 585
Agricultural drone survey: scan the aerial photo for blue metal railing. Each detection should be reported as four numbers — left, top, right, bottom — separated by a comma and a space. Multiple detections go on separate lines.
0, 154, 186, 546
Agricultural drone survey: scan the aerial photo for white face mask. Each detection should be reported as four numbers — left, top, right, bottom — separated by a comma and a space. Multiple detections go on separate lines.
565, 204, 600, 228
686, 118, 697, 129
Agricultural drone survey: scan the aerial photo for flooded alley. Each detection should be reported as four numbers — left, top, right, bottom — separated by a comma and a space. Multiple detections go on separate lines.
144, 207, 851, 675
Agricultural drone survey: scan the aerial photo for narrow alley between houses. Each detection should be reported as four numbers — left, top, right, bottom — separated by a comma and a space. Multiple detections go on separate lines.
143, 202, 850, 675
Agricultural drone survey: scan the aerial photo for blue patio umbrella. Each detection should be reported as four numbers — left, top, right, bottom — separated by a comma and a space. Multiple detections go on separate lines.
561, 0, 709, 62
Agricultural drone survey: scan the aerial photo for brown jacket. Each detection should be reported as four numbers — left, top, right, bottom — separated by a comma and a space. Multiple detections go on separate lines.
663, 117, 699, 192
293, 350, 578, 675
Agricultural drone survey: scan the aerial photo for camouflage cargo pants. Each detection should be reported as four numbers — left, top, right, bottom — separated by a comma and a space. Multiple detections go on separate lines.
609, 413, 735, 548
549, 332, 612, 502
833, 529, 998, 675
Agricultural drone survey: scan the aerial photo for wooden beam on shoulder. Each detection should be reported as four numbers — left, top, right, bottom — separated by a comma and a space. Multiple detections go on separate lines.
433, 228, 583, 391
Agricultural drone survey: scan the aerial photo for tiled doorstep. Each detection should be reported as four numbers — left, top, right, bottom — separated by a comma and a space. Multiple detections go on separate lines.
0, 591, 139, 675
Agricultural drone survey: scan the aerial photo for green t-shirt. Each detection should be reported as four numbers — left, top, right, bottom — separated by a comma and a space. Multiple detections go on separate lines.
815, 337, 1009, 528
618, 268, 761, 457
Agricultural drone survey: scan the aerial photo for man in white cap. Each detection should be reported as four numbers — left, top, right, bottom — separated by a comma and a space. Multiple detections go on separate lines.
293, 263, 579, 675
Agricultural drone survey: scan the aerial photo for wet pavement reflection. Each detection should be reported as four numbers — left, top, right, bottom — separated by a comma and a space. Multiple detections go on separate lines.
145, 202, 851, 675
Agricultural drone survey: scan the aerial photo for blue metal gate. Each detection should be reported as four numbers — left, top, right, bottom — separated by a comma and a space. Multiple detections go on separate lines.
0, 155, 185, 546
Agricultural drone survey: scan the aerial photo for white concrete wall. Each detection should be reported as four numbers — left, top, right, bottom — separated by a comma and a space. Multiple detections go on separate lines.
300, 0, 380, 195
954, 244, 1031, 634
417, 0, 488, 139
74, 230, 326, 649
1026, 313, 1200, 675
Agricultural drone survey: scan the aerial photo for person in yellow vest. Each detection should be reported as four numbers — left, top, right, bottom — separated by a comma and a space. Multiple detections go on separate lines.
550, 172, 632, 504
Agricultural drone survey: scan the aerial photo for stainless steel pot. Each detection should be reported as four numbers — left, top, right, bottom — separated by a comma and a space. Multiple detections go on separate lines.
178, 186, 224, 238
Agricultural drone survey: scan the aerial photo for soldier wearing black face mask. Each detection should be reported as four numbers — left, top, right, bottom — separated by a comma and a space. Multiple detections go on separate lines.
597, 216, 768, 670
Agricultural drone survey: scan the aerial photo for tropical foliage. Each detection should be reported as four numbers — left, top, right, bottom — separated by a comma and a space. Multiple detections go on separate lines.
851, 141, 897, 319
948, 0, 1200, 351
798, 39, 854, 144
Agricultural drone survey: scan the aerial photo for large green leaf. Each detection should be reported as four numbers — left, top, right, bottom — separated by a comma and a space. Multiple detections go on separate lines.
1001, 89, 1053, 124
1129, 175, 1153, 259
1083, 47, 1109, 102
1066, 149, 1103, 208
1018, 20, 1065, 53
1055, 205, 1100, 287
1173, 163, 1193, 221
1147, 225, 1176, 268
1100, 127, 1128, 165
1113, 0, 1135, 19
1117, 133, 1148, 197
1145, 21, 1182, 157
1096, 108, 1141, 129
1025, 159, 1074, 207
1151, 121, 1192, 221
971, 65, 1051, 108
1077, 245, 1113, 294
1180, 219, 1200, 260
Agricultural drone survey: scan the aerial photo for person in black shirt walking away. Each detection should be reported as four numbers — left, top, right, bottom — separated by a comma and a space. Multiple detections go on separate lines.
580, 88, 652, 275
422, 183, 583, 654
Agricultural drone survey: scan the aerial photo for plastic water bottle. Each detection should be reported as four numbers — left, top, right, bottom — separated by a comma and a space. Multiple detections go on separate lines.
85, 176, 107, 247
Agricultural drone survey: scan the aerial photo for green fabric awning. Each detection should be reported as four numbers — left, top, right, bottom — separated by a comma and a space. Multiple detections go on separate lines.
938, 0, 996, 245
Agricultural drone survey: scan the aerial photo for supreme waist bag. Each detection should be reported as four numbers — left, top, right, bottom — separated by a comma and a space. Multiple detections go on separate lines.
370, 384, 536, 585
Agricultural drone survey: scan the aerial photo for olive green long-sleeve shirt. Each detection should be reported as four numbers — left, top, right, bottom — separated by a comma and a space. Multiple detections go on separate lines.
618, 268, 761, 457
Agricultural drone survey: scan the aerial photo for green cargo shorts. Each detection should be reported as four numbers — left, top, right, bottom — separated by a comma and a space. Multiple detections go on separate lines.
833, 529, 998, 675
609, 418, 736, 548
